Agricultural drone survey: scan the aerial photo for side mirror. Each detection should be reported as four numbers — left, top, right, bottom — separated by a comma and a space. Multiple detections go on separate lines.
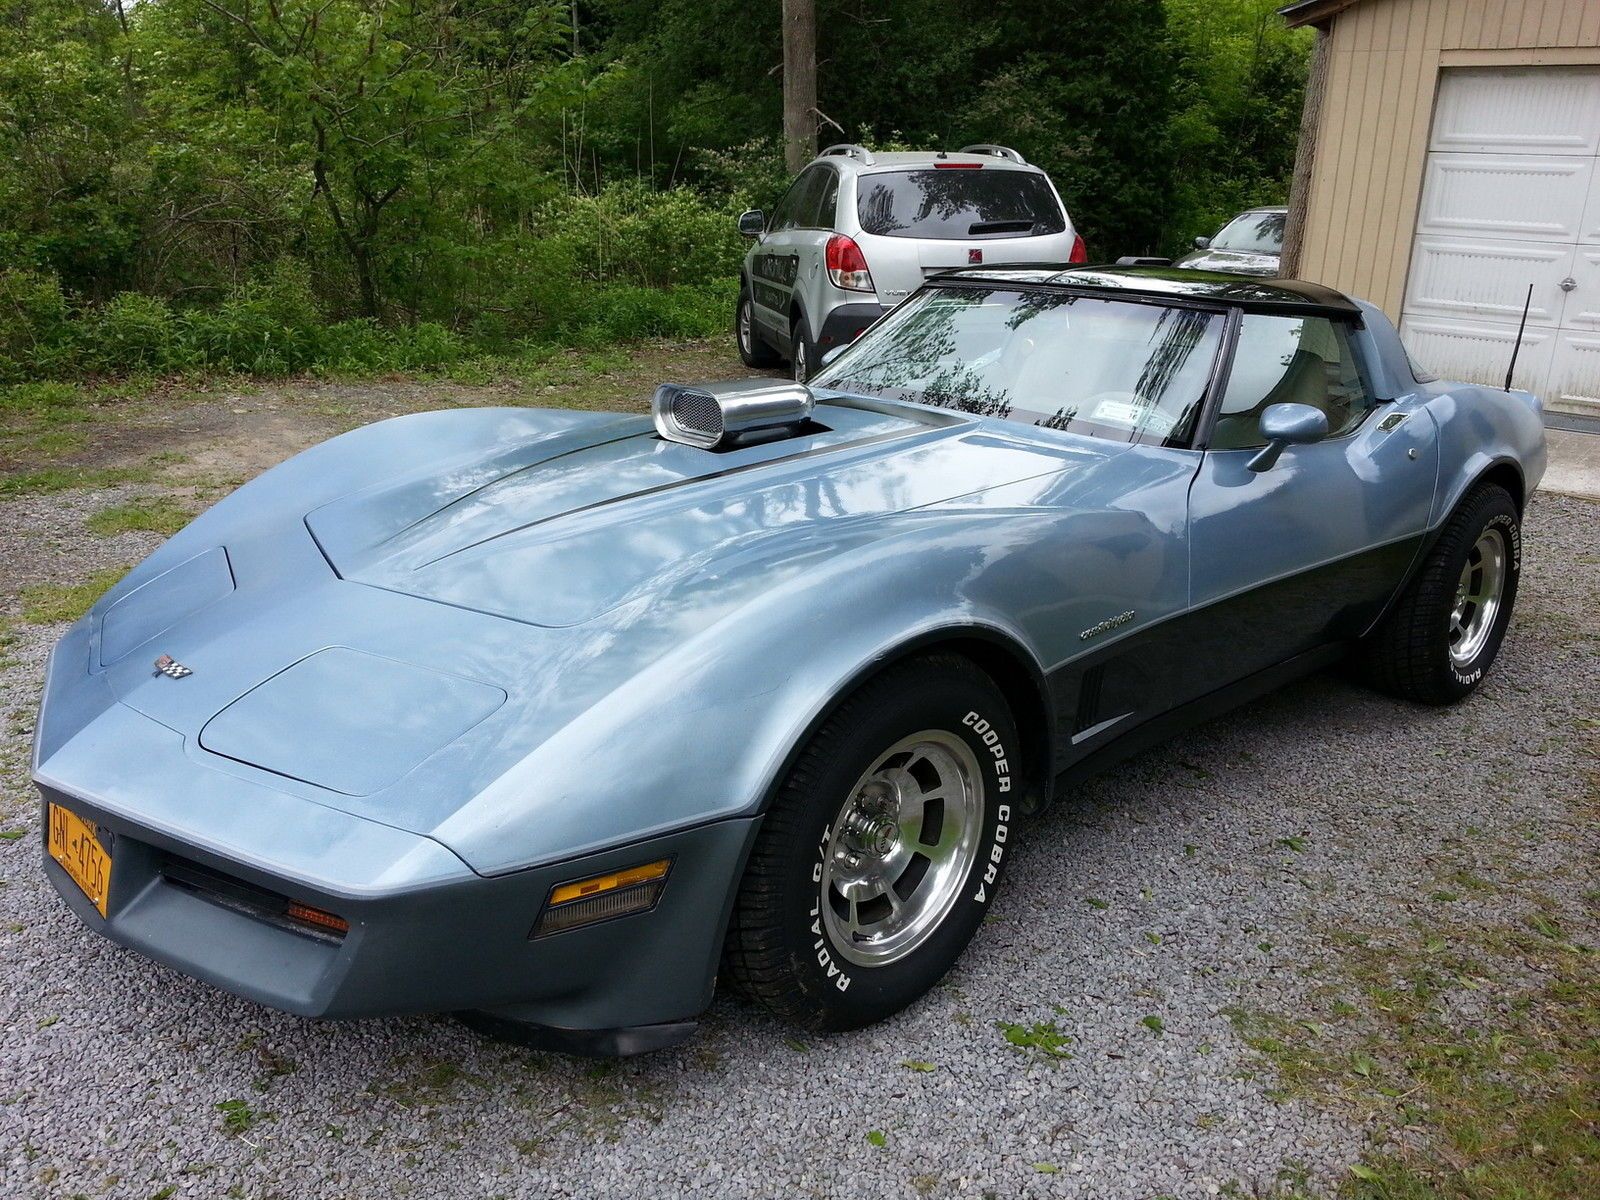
818, 345, 848, 371
1193, 235, 1212, 251
1247, 403, 1330, 473
738, 209, 766, 238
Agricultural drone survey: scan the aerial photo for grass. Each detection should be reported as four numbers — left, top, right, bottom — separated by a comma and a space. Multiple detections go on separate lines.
996, 1019, 1074, 1061
214, 1099, 267, 1136
1229, 868, 1599, 1199
0, 465, 155, 497
86, 497, 193, 537
19, 567, 127, 624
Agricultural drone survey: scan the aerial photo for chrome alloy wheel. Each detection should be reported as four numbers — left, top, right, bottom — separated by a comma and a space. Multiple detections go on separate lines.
738, 297, 753, 355
792, 336, 808, 382
820, 730, 985, 967
1449, 527, 1507, 668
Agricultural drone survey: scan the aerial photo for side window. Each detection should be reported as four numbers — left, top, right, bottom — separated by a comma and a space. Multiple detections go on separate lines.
772, 167, 824, 232
768, 177, 803, 231
810, 170, 839, 230
1208, 315, 1376, 450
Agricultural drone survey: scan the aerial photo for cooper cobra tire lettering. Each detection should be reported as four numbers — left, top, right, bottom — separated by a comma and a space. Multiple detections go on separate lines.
964, 710, 1011, 902
962, 710, 1011, 793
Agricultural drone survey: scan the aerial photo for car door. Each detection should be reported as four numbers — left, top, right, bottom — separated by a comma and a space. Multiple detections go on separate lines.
1185, 310, 1440, 682
750, 166, 827, 345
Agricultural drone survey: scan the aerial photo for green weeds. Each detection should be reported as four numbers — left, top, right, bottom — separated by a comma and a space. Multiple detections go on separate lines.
19, 567, 127, 624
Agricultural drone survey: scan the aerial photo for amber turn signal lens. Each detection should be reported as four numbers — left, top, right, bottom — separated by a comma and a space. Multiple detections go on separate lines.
548, 859, 671, 906
286, 900, 349, 935
534, 859, 672, 938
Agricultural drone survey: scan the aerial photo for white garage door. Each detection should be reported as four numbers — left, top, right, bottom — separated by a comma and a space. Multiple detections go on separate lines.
1400, 66, 1600, 418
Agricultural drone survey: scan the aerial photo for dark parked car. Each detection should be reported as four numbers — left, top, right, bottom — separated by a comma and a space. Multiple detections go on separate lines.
1175, 206, 1286, 276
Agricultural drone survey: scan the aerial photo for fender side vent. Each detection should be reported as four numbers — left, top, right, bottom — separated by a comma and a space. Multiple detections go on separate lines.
1072, 664, 1106, 736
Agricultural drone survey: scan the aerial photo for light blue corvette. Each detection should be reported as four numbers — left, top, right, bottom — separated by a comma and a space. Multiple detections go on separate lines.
35, 267, 1546, 1055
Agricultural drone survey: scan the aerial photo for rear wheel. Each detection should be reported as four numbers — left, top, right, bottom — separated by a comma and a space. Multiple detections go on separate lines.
725, 655, 1019, 1032
736, 288, 779, 368
790, 317, 814, 382
1360, 484, 1520, 705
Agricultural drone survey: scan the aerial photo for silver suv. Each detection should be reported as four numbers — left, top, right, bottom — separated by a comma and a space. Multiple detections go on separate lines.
735, 144, 1084, 380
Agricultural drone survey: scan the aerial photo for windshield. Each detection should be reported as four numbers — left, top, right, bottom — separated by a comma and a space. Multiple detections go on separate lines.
1212, 211, 1285, 254
857, 170, 1067, 240
812, 287, 1224, 447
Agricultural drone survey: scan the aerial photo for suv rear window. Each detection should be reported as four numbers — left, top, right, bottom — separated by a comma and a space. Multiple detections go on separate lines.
857, 170, 1066, 240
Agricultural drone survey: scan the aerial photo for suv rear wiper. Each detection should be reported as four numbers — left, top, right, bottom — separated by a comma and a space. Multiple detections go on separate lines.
967, 219, 1037, 235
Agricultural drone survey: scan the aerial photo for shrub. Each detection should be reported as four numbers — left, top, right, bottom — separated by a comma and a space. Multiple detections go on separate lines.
86, 292, 181, 374
533, 184, 747, 288
556, 282, 734, 345
0, 186, 746, 383
0, 269, 73, 382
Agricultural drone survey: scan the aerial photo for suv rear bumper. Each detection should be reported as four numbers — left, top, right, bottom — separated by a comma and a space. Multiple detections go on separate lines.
816, 302, 889, 350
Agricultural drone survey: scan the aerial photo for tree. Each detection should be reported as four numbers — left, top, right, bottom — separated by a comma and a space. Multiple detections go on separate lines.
781, 0, 816, 172
168, 0, 569, 318
0, 0, 144, 296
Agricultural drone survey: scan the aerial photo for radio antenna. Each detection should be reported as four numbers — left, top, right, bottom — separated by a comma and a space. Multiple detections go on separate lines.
1504, 283, 1533, 391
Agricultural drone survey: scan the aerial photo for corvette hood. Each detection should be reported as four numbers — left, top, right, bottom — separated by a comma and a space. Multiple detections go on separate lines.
305, 399, 1082, 627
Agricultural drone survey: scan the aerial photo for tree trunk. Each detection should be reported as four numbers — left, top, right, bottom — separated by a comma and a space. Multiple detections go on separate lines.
1281, 27, 1329, 280
351, 245, 380, 321
781, 0, 817, 173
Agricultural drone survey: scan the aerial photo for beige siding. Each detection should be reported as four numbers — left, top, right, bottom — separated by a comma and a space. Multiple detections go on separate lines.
1296, 0, 1600, 317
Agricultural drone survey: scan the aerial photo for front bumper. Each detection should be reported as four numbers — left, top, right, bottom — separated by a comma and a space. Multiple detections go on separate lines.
39, 780, 758, 1033
35, 614, 763, 1043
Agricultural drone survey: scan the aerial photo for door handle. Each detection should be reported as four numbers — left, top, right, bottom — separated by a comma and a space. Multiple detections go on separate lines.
1560, 276, 1577, 292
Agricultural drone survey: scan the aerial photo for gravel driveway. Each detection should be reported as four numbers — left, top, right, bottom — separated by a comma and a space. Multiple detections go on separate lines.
0, 407, 1594, 1199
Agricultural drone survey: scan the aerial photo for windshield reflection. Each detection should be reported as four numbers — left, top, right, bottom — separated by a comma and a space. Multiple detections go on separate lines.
1214, 211, 1285, 254
813, 287, 1223, 447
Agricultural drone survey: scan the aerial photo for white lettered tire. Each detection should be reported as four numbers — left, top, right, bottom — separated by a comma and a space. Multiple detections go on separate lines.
1361, 484, 1521, 705
724, 655, 1019, 1031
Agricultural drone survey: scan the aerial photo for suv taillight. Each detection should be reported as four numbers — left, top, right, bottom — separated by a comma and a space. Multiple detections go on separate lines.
826, 234, 875, 292
1069, 233, 1088, 264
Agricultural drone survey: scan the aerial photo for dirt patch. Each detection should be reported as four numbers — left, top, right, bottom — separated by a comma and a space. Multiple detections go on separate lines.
2, 338, 761, 491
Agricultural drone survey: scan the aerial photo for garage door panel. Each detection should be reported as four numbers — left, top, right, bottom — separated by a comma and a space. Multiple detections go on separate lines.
1404, 236, 1572, 324
1399, 317, 1555, 393
1549, 330, 1600, 418
1580, 169, 1600, 244
1416, 154, 1592, 242
1560, 249, 1600, 330
1429, 66, 1600, 155
1403, 66, 1600, 408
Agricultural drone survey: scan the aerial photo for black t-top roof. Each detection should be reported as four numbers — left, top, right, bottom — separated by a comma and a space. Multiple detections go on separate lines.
931, 264, 1363, 317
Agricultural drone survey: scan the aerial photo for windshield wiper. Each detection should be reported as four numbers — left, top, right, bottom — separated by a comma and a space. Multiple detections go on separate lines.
967, 219, 1036, 235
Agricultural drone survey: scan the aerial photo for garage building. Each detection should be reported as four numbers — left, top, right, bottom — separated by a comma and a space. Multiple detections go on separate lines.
1280, 0, 1600, 419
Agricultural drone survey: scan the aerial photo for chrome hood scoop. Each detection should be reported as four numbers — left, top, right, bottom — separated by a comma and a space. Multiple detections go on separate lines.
306, 399, 1085, 627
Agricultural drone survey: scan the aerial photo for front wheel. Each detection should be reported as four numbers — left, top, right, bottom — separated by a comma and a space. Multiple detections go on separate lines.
1360, 484, 1521, 705
724, 655, 1020, 1032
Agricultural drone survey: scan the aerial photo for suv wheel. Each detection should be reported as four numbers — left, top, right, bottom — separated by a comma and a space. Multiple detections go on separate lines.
791, 318, 814, 382
736, 288, 780, 369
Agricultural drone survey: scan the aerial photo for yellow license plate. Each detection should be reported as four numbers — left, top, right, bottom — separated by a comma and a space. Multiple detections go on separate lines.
47, 802, 112, 917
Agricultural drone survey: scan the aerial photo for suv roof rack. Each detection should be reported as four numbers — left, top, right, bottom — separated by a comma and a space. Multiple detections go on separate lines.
820, 143, 876, 165
959, 144, 1027, 165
